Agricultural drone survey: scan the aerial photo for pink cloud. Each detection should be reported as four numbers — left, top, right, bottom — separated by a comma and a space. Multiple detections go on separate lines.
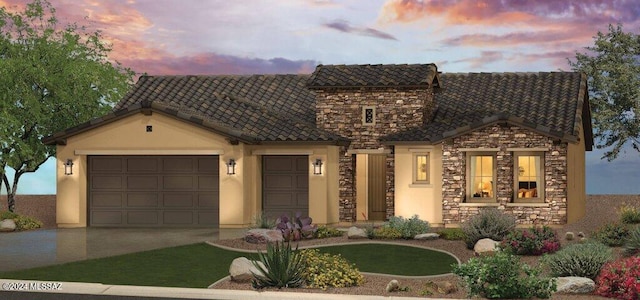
324, 19, 398, 40
453, 51, 503, 69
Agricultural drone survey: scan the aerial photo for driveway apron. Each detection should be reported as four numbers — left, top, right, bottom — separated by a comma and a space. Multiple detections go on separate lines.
0, 228, 244, 272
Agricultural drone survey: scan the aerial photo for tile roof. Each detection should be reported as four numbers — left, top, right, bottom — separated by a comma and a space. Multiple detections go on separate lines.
307, 64, 440, 88
44, 74, 350, 145
381, 72, 592, 149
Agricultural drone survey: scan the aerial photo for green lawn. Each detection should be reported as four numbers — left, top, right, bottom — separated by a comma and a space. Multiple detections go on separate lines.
0, 242, 458, 288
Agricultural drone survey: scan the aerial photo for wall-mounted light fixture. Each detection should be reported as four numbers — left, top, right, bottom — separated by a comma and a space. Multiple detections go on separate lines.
313, 159, 323, 175
64, 159, 74, 175
226, 159, 236, 175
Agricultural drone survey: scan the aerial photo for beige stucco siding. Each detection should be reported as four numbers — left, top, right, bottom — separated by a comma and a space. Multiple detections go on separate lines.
55, 112, 340, 228
567, 127, 587, 224
393, 145, 443, 225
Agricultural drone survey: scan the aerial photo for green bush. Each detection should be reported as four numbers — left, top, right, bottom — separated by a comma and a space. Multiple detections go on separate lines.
462, 208, 516, 249
299, 249, 363, 289
0, 210, 18, 220
251, 242, 305, 289
593, 222, 630, 247
250, 213, 275, 229
542, 242, 613, 280
385, 215, 430, 239
500, 226, 561, 255
453, 251, 556, 299
623, 225, 640, 256
373, 226, 402, 239
438, 228, 466, 240
619, 205, 640, 224
314, 226, 344, 239
14, 215, 43, 230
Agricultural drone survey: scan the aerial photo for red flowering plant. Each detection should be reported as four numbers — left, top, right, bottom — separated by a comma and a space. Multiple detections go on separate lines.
500, 226, 561, 255
595, 256, 640, 300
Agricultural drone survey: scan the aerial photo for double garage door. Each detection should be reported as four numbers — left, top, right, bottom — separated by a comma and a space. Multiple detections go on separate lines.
88, 156, 219, 227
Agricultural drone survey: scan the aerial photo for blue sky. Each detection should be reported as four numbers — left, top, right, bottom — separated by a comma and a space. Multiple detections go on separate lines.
2, 0, 640, 195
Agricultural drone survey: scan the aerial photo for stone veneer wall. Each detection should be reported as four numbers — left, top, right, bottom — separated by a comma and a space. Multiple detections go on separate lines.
314, 87, 434, 221
442, 124, 568, 225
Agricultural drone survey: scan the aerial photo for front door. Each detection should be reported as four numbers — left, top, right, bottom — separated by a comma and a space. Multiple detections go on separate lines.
367, 155, 387, 220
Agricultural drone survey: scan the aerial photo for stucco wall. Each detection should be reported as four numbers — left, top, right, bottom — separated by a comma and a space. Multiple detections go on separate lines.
441, 124, 569, 225
314, 87, 434, 221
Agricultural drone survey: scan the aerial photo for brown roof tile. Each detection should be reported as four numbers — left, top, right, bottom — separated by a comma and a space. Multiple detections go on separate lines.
307, 64, 440, 88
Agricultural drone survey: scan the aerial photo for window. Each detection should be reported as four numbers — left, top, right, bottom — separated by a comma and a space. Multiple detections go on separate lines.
362, 106, 375, 125
467, 153, 496, 202
514, 152, 544, 202
414, 154, 429, 184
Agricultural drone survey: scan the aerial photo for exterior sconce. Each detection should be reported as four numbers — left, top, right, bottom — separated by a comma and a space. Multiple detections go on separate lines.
226, 159, 236, 175
64, 159, 74, 175
313, 159, 323, 175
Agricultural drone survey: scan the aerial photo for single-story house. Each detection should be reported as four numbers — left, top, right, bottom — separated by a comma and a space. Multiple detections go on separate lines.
43, 63, 592, 228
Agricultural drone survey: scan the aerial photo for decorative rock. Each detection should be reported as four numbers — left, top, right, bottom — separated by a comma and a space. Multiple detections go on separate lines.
347, 226, 368, 239
474, 238, 500, 255
436, 281, 457, 294
577, 232, 585, 238
244, 229, 283, 244
385, 279, 399, 292
0, 219, 16, 232
556, 277, 595, 294
229, 257, 265, 282
414, 233, 440, 240
565, 232, 575, 240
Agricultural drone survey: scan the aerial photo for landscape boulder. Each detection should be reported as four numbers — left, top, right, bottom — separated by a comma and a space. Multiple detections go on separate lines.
385, 279, 399, 292
556, 277, 595, 294
244, 229, 283, 244
229, 257, 266, 282
414, 233, 440, 240
0, 219, 16, 232
473, 238, 500, 255
347, 226, 368, 239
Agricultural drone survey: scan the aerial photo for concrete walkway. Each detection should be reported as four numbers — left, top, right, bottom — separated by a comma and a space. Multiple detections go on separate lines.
0, 228, 245, 272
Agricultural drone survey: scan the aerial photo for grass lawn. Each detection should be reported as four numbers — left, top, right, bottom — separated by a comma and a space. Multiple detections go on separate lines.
0, 242, 458, 288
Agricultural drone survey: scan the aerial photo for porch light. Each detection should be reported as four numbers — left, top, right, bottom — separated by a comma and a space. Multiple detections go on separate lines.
64, 159, 74, 175
313, 159, 323, 175
226, 159, 236, 175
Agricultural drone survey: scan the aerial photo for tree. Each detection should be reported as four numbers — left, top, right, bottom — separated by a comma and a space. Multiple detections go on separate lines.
569, 23, 640, 161
0, 0, 135, 211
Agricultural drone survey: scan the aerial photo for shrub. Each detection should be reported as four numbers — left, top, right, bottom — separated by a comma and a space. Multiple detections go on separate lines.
314, 226, 344, 239
250, 213, 275, 229
593, 222, 630, 247
595, 256, 640, 299
275, 212, 317, 241
299, 249, 364, 289
462, 208, 516, 249
438, 228, 466, 240
251, 241, 305, 289
0, 210, 18, 220
14, 215, 43, 230
372, 226, 402, 239
542, 242, 613, 280
623, 225, 640, 257
619, 205, 640, 224
500, 226, 561, 255
385, 215, 430, 239
453, 251, 556, 299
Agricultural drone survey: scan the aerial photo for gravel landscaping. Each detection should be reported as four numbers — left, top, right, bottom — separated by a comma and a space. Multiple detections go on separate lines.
3, 194, 640, 298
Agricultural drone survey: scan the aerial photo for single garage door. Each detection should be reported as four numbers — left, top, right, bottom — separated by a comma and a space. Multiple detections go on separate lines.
262, 156, 309, 219
88, 155, 219, 227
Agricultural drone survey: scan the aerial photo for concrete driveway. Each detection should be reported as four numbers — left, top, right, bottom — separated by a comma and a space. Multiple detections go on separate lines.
0, 228, 245, 273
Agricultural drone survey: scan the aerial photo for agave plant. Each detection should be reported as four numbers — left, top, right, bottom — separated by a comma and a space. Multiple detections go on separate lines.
251, 241, 305, 289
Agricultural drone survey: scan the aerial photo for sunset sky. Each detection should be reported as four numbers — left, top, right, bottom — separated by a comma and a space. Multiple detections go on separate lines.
2, 0, 640, 195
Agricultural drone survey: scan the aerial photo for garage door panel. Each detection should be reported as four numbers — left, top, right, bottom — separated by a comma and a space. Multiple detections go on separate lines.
163, 193, 194, 207
92, 176, 123, 189
89, 155, 219, 227
295, 157, 309, 171
127, 158, 158, 172
127, 211, 159, 225
264, 157, 293, 172
163, 158, 195, 172
127, 193, 159, 208
91, 193, 122, 208
264, 175, 293, 189
263, 156, 308, 219
163, 211, 193, 224
127, 176, 158, 189
296, 193, 308, 206
163, 176, 194, 189
296, 175, 309, 188
264, 192, 293, 206
91, 158, 123, 172
92, 211, 123, 225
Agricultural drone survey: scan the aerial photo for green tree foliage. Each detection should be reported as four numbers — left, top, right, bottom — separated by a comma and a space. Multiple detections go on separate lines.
569, 24, 640, 160
0, 0, 135, 211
